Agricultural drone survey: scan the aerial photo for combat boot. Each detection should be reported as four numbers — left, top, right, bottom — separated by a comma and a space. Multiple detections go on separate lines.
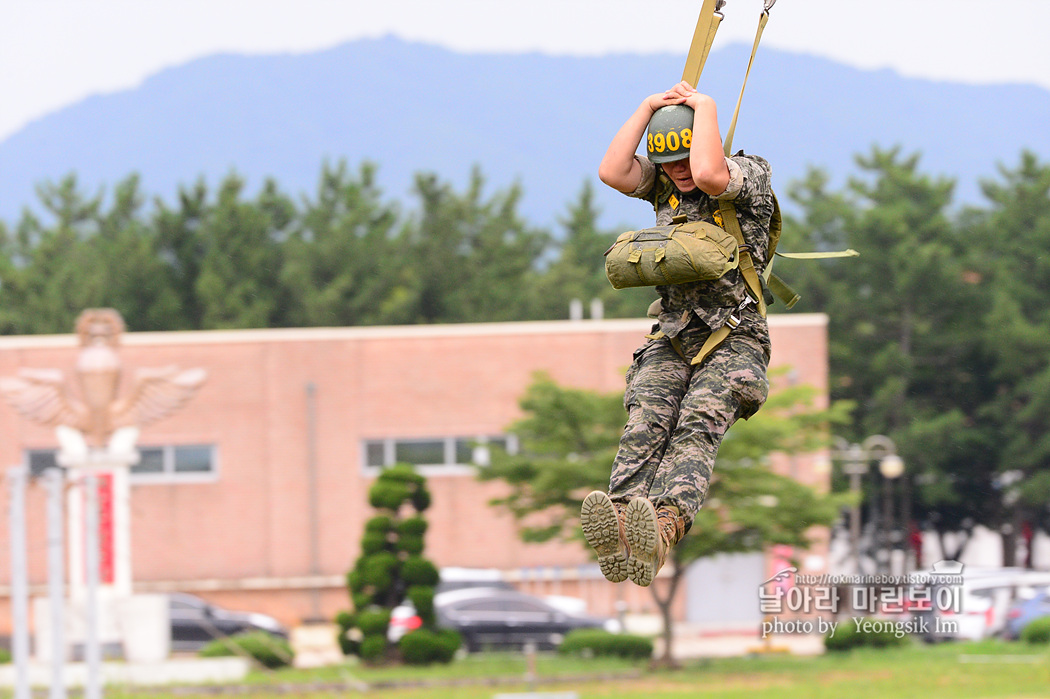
624, 498, 686, 587
581, 491, 630, 583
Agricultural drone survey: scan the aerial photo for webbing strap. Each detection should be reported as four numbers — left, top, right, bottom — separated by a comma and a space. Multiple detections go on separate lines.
767, 272, 800, 309
717, 200, 767, 317
775, 250, 861, 260
691, 324, 732, 366
646, 324, 728, 366
723, 5, 772, 157
645, 299, 750, 367
681, 0, 725, 87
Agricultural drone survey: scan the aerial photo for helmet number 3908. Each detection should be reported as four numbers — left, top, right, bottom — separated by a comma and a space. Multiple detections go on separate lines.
648, 128, 692, 154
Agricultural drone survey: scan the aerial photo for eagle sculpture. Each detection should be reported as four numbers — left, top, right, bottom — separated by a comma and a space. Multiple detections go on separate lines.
0, 309, 206, 448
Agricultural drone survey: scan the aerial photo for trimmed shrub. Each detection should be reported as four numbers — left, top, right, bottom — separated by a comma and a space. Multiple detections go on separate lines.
198, 632, 294, 669
360, 634, 387, 661
410, 488, 432, 512
407, 585, 435, 623
399, 534, 425, 556
1021, 616, 1050, 644
369, 480, 411, 510
0, 647, 11, 664
824, 621, 861, 652
381, 464, 425, 486
398, 516, 428, 537
558, 629, 653, 660
351, 591, 373, 612
361, 531, 388, 555
824, 618, 909, 652
401, 557, 439, 587
360, 552, 399, 590
356, 608, 392, 636
338, 464, 444, 665
399, 628, 460, 665
365, 515, 394, 534
335, 612, 358, 655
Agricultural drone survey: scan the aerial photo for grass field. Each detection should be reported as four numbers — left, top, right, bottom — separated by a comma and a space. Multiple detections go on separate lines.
101, 639, 1050, 699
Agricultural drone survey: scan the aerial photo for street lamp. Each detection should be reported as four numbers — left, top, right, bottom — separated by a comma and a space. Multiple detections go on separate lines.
828, 436, 904, 574
879, 453, 905, 573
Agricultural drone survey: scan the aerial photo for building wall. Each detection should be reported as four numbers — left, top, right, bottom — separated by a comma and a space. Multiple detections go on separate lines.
0, 315, 828, 631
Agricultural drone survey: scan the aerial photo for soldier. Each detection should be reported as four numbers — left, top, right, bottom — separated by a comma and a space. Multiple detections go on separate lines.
582, 81, 775, 587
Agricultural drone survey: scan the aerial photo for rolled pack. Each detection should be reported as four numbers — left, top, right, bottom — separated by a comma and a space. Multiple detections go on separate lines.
604, 219, 739, 289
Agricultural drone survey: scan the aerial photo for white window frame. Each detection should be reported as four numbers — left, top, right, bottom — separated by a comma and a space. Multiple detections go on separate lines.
361, 434, 519, 477
131, 444, 219, 484
22, 444, 218, 484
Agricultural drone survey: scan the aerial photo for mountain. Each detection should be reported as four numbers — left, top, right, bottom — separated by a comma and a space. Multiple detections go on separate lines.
1, 36, 1048, 232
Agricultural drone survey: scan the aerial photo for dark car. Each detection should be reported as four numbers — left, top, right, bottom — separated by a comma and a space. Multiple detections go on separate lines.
1004, 588, 1050, 640
433, 587, 617, 652
169, 593, 289, 652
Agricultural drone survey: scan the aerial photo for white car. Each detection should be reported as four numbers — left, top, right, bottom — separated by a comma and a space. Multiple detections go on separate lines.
919, 568, 1050, 641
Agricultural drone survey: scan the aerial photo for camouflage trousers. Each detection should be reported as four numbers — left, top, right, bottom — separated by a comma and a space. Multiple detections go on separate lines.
608, 308, 771, 532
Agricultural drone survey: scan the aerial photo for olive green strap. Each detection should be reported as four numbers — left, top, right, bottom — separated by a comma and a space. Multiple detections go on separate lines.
717, 200, 767, 317
644, 318, 736, 367
691, 324, 731, 366
775, 250, 860, 260
691, 296, 754, 365
763, 249, 860, 310
681, 0, 726, 87
767, 272, 800, 309
724, 1, 775, 157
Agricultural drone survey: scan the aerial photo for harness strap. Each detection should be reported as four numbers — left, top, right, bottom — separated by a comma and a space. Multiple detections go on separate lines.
767, 273, 801, 309
724, 1, 774, 157
717, 200, 767, 317
681, 0, 726, 88
644, 296, 753, 367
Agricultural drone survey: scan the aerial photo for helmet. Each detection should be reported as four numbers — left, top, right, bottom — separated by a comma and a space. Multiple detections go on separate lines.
646, 105, 694, 164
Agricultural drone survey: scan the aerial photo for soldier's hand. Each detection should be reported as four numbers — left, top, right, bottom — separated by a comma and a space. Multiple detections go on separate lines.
645, 89, 688, 113
664, 81, 699, 100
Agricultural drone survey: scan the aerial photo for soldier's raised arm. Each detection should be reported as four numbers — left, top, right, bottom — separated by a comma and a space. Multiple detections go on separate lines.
598, 86, 688, 194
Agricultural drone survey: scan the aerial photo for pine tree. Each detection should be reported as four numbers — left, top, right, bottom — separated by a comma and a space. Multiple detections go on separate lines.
337, 465, 459, 665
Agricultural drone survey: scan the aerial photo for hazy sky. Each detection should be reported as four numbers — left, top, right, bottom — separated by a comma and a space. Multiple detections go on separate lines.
2, 0, 1048, 141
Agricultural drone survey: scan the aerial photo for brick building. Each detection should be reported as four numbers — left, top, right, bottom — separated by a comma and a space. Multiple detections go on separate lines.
0, 314, 829, 636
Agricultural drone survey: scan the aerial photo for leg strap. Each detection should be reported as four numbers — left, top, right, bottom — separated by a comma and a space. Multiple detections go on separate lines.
645, 297, 753, 367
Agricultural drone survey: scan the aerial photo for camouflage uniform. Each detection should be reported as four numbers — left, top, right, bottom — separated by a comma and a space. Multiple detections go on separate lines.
608, 152, 775, 532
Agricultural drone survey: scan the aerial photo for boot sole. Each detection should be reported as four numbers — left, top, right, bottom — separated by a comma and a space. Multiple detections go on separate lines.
625, 498, 661, 587
580, 491, 628, 583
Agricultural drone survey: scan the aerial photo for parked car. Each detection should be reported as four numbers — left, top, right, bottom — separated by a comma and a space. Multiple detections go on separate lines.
387, 568, 514, 643
169, 593, 289, 652
1004, 587, 1050, 640
915, 568, 1050, 642
434, 587, 619, 652
387, 586, 619, 650
435, 567, 515, 594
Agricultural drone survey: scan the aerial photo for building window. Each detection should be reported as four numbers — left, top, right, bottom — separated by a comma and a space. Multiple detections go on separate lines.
26, 450, 59, 478
362, 435, 518, 474
23, 445, 217, 482
131, 445, 217, 480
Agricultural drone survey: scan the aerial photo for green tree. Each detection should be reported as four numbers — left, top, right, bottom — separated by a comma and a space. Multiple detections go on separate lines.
479, 370, 848, 665
782, 148, 996, 560
152, 180, 212, 330
2, 176, 102, 334
195, 175, 293, 329
530, 181, 652, 320
0, 175, 179, 334
396, 168, 549, 323
83, 175, 183, 331
971, 151, 1050, 562
280, 161, 403, 326
337, 465, 458, 665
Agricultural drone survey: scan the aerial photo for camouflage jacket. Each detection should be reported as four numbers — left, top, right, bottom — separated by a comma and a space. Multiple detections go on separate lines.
626, 153, 775, 337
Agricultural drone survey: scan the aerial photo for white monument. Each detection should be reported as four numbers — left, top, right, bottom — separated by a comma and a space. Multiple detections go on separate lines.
0, 309, 206, 667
